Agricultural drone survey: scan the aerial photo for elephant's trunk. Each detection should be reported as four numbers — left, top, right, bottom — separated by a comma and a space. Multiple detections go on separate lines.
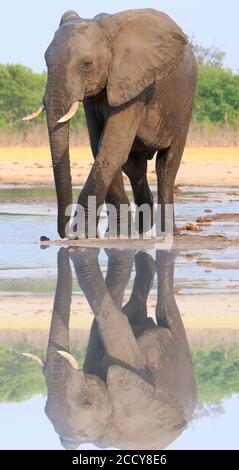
46, 71, 73, 238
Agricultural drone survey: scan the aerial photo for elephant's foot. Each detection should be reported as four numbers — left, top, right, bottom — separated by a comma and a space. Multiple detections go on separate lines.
173, 224, 182, 236
66, 213, 101, 239
104, 211, 134, 238
157, 226, 181, 237
137, 219, 154, 235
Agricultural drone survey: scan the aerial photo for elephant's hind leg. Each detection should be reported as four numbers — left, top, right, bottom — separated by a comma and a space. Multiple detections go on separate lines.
123, 152, 154, 233
105, 169, 132, 236
156, 126, 189, 234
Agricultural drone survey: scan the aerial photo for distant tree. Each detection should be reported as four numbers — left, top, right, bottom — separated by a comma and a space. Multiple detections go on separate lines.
1, 343, 239, 405
0, 345, 46, 402
0, 64, 46, 128
190, 41, 239, 124
0, 63, 86, 129
190, 38, 226, 67
193, 65, 239, 124
0, 344, 85, 402
193, 347, 239, 403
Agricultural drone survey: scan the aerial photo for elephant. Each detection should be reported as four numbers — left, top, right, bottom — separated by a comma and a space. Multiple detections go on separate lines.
23, 8, 197, 238
24, 246, 197, 450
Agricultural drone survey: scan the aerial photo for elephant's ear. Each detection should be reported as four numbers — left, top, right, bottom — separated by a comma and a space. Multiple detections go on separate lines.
107, 365, 187, 449
59, 10, 80, 26
107, 12, 188, 107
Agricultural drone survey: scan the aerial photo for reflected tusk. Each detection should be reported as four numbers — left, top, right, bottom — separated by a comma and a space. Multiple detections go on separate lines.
22, 352, 44, 366
57, 101, 79, 123
58, 350, 79, 369
22, 105, 45, 121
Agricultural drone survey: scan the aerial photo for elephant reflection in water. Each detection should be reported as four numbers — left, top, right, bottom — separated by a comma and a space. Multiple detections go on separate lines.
29, 247, 197, 450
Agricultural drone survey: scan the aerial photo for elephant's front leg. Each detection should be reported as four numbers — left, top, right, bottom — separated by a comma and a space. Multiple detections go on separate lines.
76, 102, 143, 237
84, 98, 132, 236
69, 248, 143, 369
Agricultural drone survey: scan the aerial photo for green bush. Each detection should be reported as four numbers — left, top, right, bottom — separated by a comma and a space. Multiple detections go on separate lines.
0, 63, 85, 130
0, 344, 46, 402
0, 344, 85, 402
1, 342, 239, 404
193, 347, 239, 403
194, 65, 239, 125
0, 64, 46, 129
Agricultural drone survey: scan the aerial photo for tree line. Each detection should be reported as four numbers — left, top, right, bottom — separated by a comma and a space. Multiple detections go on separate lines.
1, 343, 239, 404
0, 44, 238, 130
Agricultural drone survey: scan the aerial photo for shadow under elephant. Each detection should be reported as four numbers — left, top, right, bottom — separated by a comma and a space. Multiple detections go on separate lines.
26, 246, 197, 450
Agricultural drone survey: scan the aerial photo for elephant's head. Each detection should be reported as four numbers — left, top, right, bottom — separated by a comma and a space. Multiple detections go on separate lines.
44, 11, 111, 111
43, 352, 189, 450
23, 9, 187, 238
43, 350, 112, 449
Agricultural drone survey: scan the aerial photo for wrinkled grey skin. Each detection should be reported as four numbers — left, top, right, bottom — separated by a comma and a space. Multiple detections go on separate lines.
40, 247, 197, 450
44, 9, 197, 238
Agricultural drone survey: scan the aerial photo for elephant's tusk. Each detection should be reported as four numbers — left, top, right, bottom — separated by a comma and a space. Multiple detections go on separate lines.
57, 101, 79, 123
22, 105, 45, 121
22, 352, 44, 366
57, 350, 79, 369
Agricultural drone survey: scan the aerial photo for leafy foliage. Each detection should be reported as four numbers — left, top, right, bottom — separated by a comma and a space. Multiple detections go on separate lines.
0, 344, 85, 402
194, 65, 239, 125
0, 344, 46, 402
1, 343, 239, 404
0, 64, 46, 129
193, 347, 239, 403
0, 63, 85, 129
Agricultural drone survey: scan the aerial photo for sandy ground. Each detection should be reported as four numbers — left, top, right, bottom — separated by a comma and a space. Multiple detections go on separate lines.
0, 146, 239, 187
1, 293, 239, 330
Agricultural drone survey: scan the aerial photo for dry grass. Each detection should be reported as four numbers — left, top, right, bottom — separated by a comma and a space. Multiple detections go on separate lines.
0, 122, 239, 148
0, 123, 89, 147
0, 295, 239, 351
187, 122, 239, 147
1, 328, 239, 353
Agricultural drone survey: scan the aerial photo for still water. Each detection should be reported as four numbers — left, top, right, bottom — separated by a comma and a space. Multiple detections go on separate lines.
0, 186, 239, 450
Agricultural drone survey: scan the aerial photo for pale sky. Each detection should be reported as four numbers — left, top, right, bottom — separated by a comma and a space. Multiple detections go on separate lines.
1, 395, 239, 449
0, 1, 238, 72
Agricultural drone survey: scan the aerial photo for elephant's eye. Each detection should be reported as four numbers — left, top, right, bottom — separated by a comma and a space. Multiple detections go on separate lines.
83, 398, 93, 406
82, 60, 93, 71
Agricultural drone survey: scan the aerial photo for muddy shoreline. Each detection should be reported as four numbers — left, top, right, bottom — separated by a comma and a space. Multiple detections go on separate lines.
38, 234, 239, 250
